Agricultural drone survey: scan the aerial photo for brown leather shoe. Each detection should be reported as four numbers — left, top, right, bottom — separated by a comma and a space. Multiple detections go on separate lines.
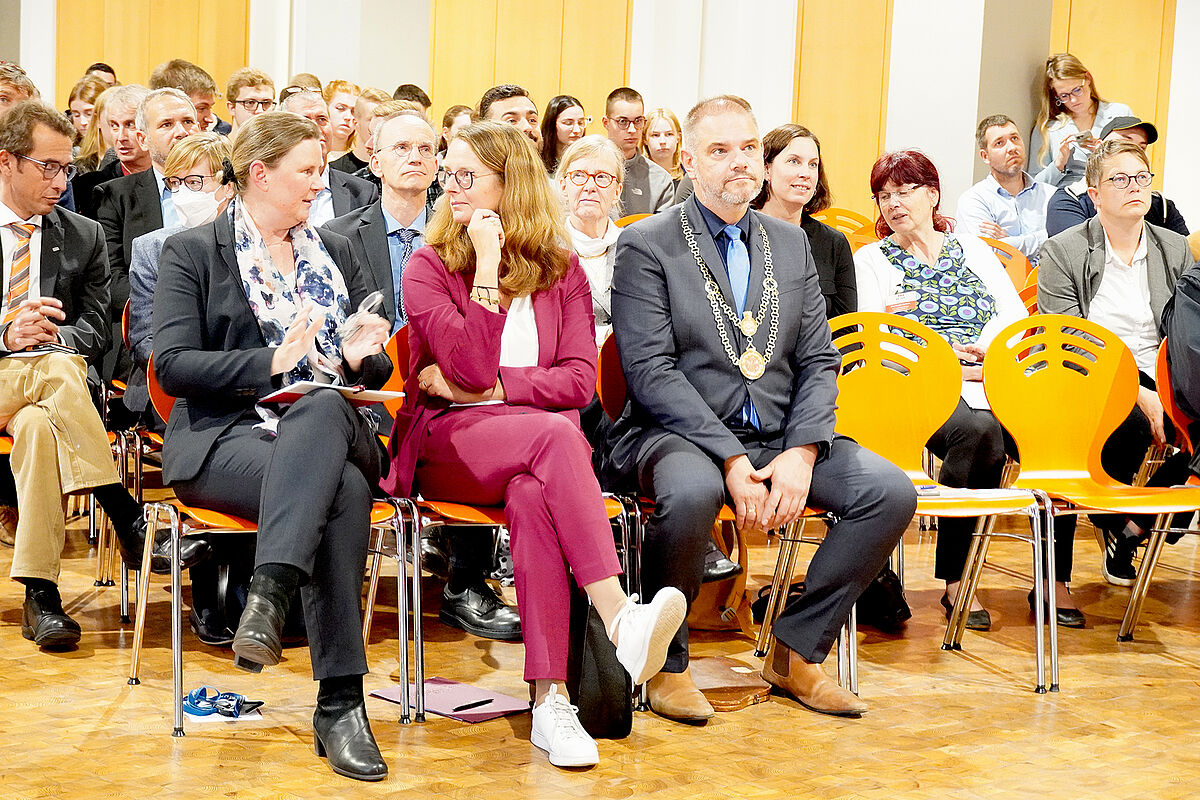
647, 667, 715, 722
0, 505, 16, 547
761, 639, 867, 717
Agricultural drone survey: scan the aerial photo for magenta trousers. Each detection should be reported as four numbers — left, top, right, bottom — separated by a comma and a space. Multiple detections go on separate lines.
415, 405, 623, 681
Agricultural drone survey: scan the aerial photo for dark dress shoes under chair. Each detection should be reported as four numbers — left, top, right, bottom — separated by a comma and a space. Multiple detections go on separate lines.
761, 639, 867, 718
21, 588, 82, 648
1028, 590, 1086, 629
114, 514, 211, 575
439, 582, 523, 641
701, 539, 743, 584
940, 593, 990, 632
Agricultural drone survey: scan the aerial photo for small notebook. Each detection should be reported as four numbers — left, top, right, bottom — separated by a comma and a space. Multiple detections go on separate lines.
260, 381, 403, 407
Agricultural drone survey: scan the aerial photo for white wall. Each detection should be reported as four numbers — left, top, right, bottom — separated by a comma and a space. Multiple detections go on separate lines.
1163, 0, 1199, 230
18, 0, 56, 102
885, 0, 986, 216
247, 0, 292, 88
629, 0, 704, 117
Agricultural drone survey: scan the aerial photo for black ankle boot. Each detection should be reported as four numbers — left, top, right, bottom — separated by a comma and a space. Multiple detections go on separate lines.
313, 675, 387, 781
231, 565, 300, 672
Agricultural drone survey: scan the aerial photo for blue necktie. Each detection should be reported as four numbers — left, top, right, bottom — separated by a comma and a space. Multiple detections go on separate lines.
724, 224, 750, 314
161, 184, 178, 228
390, 229, 419, 330
723, 224, 759, 428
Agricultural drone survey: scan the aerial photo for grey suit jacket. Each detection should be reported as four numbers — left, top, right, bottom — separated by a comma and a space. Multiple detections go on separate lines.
604, 194, 839, 479
328, 169, 380, 217
322, 197, 435, 328
124, 225, 183, 412
1038, 215, 1193, 331
95, 168, 163, 320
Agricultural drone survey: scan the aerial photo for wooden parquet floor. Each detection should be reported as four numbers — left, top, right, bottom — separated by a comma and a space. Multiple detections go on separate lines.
2, 508, 1200, 799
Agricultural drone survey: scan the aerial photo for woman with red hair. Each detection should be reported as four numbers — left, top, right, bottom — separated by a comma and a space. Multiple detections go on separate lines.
854, 150, 1082, 629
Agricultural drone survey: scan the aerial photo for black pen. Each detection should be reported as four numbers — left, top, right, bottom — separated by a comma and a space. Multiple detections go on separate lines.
452, 698, 493, 712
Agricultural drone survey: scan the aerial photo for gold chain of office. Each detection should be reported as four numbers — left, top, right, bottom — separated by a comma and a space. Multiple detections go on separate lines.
680, 208, 779, 380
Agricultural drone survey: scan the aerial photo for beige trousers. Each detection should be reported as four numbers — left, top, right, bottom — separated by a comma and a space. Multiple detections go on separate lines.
0, 353, 118, 582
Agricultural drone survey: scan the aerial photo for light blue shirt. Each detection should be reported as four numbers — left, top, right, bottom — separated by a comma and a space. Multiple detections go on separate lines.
309, 167, 336, 227
381, 203, 427, 329
153, 168, 178, 228
956, 172, 1056, 262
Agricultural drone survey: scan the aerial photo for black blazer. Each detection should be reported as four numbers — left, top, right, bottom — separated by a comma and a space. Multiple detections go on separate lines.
800, 214, 858, 319
153, 209, 391, 485
329, 169, 380, 217
70, 158, 124, 220
33, 207, 112, 366
604, 195, 840, 480
95, 168, 163, 319
322, 198, 436, 327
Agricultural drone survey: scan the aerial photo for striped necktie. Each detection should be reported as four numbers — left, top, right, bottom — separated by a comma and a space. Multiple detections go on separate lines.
3, 223, 37, 325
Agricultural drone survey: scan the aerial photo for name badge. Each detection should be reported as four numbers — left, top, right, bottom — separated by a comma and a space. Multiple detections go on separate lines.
886, 290, 919, 313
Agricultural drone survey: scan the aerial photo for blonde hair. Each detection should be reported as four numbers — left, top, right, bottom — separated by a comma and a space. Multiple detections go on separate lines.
225, 67, 274, 103
426, 121, 570, 297
1034, 53, 1105, 165
641, 107, 683, 179
67, 75, 108, 146
227, 111, 320, 192
322, 79, 361, 150
1085, 139, 1150, 188
75, 85, 115, 171
164, 131, 231, 178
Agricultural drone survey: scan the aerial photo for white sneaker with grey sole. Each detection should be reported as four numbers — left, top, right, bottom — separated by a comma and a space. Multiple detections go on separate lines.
530, 684, 599, 767
607, 588, 687, 686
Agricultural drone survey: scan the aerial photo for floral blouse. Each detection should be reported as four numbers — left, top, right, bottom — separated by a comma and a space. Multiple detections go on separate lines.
880, 234, 996, 346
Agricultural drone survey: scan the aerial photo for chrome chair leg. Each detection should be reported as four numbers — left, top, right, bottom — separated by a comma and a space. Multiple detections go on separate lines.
754, 520, 803, 658
1037, 492, 1058, 692
389, 499, 412, 725
1117, 512, 1170, 641
410, 503, 425, 722
170, 504, 184, 736
1029, 498, 1046, 694
119, 562, 131, 624
127, 504, 159, 685
362, 523, 386, 648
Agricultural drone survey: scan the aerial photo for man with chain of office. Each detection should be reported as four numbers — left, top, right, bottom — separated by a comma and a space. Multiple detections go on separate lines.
603, 95, 916, 721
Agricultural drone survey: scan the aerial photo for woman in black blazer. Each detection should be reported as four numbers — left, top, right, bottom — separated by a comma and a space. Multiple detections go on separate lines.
753, 123, 857, 319
153, 112, 392, 782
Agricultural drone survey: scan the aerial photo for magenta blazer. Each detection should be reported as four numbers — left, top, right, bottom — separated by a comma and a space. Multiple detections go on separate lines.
381, 245, 598, 497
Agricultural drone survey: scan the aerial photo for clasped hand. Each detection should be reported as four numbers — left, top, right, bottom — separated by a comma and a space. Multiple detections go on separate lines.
2, 298, 65, 351
270, 301, 389, 376
952, 342, 986, 382
724, 445, 818, 534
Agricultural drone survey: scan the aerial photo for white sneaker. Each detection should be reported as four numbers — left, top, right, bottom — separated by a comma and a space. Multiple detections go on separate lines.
530, 684, 599, 768
607, 588, 687, 685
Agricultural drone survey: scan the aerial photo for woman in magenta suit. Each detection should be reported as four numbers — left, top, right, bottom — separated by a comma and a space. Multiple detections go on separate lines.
382, 121, 685, 769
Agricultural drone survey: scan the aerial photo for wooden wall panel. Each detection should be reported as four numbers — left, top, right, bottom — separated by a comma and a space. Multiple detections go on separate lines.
561, 1, 631, 136
793, 0, 893, 217
494, 0, 563, 115
1051, 0, 1176, 189
55, 0, 249, 107
429, 0, 499, 115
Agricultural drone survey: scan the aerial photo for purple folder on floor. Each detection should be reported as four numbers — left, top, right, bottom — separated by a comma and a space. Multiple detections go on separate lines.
370, 677, 530, 723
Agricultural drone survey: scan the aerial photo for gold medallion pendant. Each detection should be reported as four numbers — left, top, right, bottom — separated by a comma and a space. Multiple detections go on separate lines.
739, 347, 766, 380
738, 311, 758, 337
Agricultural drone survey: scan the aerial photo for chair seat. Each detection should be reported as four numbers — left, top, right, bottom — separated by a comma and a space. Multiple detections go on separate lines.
1013, 476, 1200, 515
420, 497, 627, 525
0, 435, 11, 455
913, 485, 1039, 517
169, 500, 255, 531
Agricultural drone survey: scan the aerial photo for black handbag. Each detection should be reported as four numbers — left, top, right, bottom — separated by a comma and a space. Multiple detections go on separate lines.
856, 567, 911, 632
565, 584, 632, 739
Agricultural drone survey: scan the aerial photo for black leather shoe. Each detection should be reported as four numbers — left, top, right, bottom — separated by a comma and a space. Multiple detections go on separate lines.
701, 540, 743, 584
419, 536, 449, 579
232, 593, 285, 672
190, 608, 235, 647
941, 593, 991, 631
1027, 590, 1086, 629
313, 703, 388, 781
22, 589, 82, 648
117, 517, 211, 575
440, 582, 522, 641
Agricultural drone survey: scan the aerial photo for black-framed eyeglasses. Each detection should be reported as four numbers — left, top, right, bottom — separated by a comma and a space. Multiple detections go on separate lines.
611, 116, 646, 131
381, 141, 437, 161
164, 173, 214, 192
233, 99, 275, 112
1055, 84, 1086, 104
1104, 171, 1154, 189
437, 167, 498, 190
565, 170, 617, 189
14, 153, 77, 181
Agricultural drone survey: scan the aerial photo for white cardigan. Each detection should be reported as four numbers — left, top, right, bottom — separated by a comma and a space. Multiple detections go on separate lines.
854, 232, 1027, 408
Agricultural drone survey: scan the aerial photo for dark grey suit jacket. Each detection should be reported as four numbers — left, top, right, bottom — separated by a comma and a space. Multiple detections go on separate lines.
328, 169, 380, 217
322, 198, 435, 328
70, 158, 124, 220
24, 207, 112, 367
604, 194, 840, 479
95, 168, 163, 320
153, 210, 388, 485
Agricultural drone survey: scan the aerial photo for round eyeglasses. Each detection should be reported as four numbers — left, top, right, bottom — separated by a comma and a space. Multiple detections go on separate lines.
564, 170, 617, 189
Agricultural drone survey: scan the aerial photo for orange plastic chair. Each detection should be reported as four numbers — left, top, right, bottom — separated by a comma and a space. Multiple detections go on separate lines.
1023, 265, 1039, 290
1018, 284, 1038, 315
615, 213, 651, 228
138, 357, 405, 733
982, 316, 1200, 644
365, 326, 635, 719
829, 312, 1055, 691
811, 207, 873, 236
847, 224, 880, 254
981, 237, 1033, 290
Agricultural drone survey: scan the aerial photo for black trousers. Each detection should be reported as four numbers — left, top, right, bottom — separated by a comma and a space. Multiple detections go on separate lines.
637, 431, 915, 669
926, 399, 1076, 582
173, 390, 379, 680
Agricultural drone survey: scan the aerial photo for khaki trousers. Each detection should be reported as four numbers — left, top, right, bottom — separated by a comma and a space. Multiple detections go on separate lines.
0, 353, 118, 582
